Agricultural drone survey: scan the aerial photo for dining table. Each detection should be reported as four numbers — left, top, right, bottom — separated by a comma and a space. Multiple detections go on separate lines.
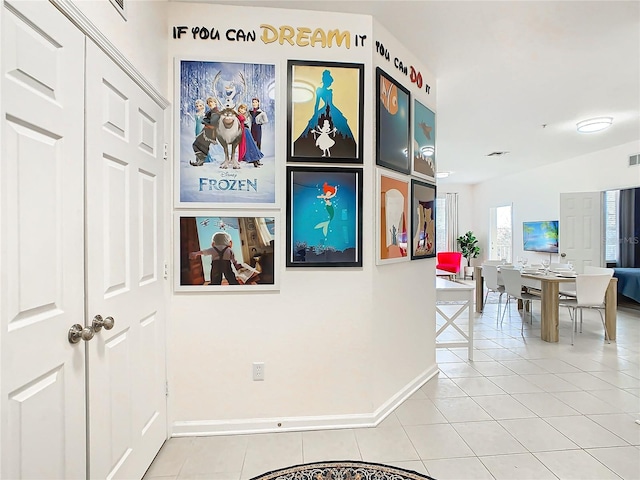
474, 266, 618, 343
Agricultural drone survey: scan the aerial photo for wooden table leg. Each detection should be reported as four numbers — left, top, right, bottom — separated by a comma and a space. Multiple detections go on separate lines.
475, 266, 483, 312
604, 279, 617, 341
541, 281, 560, 343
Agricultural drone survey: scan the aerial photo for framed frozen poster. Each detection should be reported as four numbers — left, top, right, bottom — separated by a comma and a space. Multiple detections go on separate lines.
175, 59, 277, 208
175, 211, 279, 291
376, 169, 410, 265
287, 60, 364, 164
286, 166, 363, 267
376, 67, 411, 174
413, 99, 436, 181
410, 179, 436, 260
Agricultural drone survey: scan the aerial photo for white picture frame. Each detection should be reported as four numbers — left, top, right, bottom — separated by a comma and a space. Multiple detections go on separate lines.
174, 210, 280, 292
376, 168, 411, 265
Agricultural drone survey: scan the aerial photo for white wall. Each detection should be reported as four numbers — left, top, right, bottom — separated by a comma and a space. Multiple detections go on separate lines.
467, 141, 640, 264
370, 20, 438, 411
71, 0, 170, 95
166, 3, 438, 435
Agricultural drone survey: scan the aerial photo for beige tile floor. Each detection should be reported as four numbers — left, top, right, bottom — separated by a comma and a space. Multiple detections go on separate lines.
144, 299, 640, 480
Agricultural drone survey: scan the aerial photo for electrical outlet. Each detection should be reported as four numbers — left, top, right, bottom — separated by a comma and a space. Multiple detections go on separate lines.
252, 362, 265, 381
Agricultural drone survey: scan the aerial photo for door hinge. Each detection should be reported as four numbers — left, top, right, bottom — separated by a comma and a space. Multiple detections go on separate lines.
165, 380, 169, 397
164, 262, 168, 280
163, 143, 168, 161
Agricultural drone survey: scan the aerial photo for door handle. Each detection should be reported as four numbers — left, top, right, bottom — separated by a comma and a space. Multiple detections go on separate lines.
68, 324, 95, 344
68, 315, 115, 344
92, 315, 115, 332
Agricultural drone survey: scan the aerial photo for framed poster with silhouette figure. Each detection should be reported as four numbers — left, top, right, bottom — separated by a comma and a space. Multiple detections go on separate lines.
376, 169, 410, 265
287, 60, 364, 164
410, 179, 436, 260
286, 166, 363, 267
376, 67, 411, 174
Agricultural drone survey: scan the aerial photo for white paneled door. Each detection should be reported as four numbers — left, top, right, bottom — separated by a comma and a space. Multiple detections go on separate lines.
85, 40, 167, 480
559, 192, 603, 273
1, 1, 86, 478
1, 2, 167, 479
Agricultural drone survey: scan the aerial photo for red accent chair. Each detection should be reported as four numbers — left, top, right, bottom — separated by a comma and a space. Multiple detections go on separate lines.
436, 252, 462, 275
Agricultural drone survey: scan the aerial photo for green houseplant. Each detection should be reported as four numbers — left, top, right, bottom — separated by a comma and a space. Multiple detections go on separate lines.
457, 231, 481, 269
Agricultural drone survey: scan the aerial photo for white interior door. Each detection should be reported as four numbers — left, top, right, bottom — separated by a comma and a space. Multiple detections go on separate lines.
0, 1, 86, 478
85, 40, 167, 480
559, 191, 603, 273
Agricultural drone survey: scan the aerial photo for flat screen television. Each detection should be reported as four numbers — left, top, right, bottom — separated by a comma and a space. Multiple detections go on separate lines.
523, 221, 559, 253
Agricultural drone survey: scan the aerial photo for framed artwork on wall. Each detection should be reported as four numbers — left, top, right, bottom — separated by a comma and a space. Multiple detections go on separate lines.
413, 99, 436, 181
376, 169, 410, 265
286, 166, 363, 267
410, 179, 436, 260
287, 60, 364, 164
175, 211, 279, 291
375, 67, 411, 174
175, 59, 277, 208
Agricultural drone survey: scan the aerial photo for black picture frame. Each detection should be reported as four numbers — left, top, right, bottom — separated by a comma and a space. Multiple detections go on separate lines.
287, 60, 364, 164
286, 166, 363, 267
410, 179, 437, 260
376, 67, 411, 174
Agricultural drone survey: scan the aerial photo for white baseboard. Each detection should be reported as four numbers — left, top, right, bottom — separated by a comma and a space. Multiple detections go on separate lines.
171, 365, 439, 437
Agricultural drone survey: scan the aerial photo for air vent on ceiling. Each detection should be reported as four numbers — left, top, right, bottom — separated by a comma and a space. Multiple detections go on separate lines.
486, 151, 509, 157
109, 0, 126, 19
629, 153, 640, 166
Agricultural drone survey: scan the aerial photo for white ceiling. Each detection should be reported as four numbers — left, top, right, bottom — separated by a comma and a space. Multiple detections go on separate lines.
203, 1, 640, 184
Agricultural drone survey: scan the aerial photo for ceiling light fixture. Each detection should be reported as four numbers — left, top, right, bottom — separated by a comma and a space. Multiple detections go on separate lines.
435, 171, 451, 179
576, 117, 613, 133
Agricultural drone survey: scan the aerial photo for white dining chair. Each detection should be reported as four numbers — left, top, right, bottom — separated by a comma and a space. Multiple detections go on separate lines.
482, 264, 505, 321
584, 266, 615, 276
561, 266, 613, 299
500, 267, 541, 333
558, 274, 612, 345
482, 260, 503, 266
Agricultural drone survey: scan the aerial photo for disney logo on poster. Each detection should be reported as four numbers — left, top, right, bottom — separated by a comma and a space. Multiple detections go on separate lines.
375, 40, 431, 94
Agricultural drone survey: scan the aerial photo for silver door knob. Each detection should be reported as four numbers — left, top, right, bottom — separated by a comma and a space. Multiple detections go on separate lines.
92, 315, 115, 332
68, 324, 95, 344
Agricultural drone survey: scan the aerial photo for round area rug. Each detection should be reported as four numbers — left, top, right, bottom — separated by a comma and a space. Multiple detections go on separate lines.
250, 460, 436, 480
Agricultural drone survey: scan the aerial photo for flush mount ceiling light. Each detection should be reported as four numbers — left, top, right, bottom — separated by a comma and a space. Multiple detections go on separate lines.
435, 171, 451, 179
576, 117, 613, 133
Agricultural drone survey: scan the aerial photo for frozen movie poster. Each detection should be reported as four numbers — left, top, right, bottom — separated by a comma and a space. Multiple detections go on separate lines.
286, 167, 362, 267
177, 213, 277, 291
177, 60, 276, 206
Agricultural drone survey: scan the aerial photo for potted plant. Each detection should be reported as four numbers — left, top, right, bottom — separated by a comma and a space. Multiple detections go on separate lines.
457, 231, 481, 278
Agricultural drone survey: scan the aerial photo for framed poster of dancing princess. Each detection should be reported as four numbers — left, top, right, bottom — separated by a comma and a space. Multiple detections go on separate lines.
175, 59, 277, 208
287, 60, 364, 164
410, 179, 436, 260
286, 166, 363, 267
376, 67, 411, 175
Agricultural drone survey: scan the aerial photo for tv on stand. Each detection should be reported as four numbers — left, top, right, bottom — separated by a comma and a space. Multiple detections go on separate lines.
523, 221, 559, 254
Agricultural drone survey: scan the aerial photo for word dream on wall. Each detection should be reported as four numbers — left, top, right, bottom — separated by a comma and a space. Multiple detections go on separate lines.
172, 24, 367, 48
172, 23, 431, 95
